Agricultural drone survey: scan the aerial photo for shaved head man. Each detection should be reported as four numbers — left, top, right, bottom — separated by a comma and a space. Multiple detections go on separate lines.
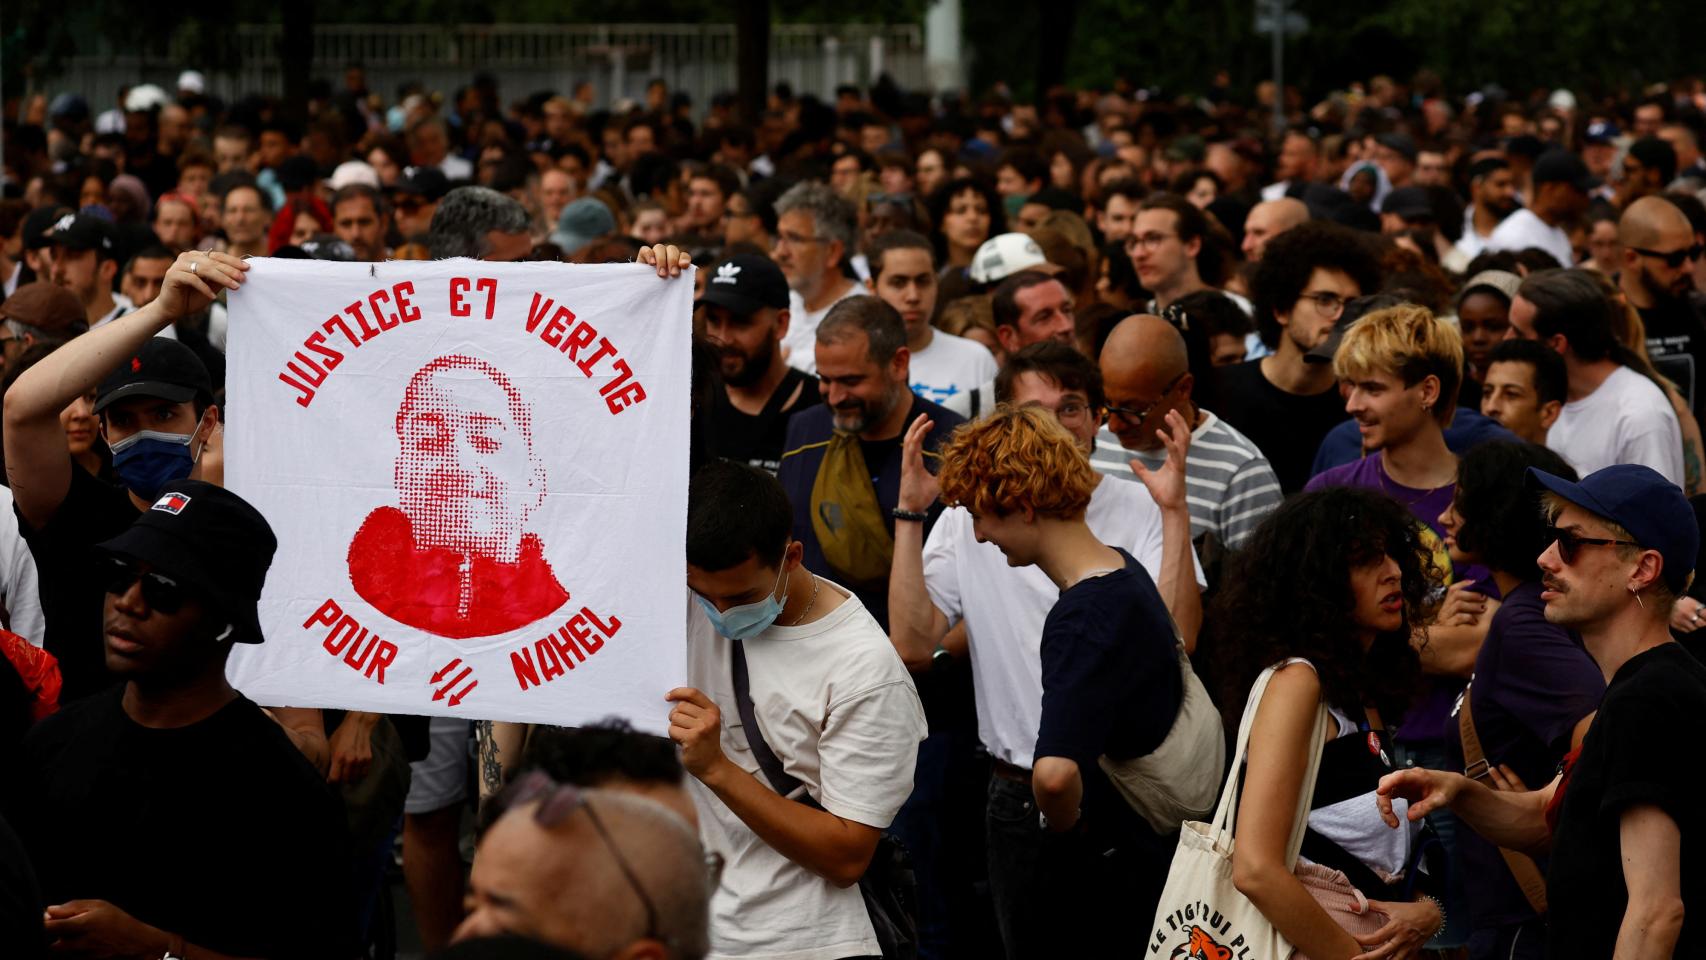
1091, 314, 1283, 551
456, 782, 711, 959
1620, 196, 1706, 417
1240, 198, 1309, 262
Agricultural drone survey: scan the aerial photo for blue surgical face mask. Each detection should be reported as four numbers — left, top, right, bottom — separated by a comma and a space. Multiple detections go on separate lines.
110, 429, 198, 501
694, 563, 789, 641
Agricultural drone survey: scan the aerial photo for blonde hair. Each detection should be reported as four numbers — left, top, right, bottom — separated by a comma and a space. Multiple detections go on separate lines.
937, 405, 1097, 520
1333, 304, 1464, 425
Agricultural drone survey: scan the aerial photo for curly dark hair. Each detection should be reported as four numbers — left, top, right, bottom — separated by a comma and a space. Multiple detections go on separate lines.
1206, 487, 1435, 724
1249, 221, 1384, 349
925, 175, 1007, 264
1452, 441, 1577, 578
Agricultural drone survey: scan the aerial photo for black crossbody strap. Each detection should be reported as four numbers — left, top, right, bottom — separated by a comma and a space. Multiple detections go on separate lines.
729, 638, 805, 798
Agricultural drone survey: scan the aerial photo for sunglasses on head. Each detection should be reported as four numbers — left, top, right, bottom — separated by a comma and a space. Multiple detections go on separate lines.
1544, 525, 1639, 564
1629, 244, 1705, 269
495, 770, 663, 941
103, 556, 189, 614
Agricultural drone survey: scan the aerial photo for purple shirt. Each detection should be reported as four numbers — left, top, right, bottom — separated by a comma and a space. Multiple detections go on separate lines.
1305, 454, 1485, 742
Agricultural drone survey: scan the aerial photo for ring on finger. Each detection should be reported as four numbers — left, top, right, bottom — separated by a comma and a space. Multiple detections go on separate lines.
190, 260, 199, 274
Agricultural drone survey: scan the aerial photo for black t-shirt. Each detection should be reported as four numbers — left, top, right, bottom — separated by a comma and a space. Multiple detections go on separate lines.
15, 462, 140, 703
710, 367, 821, 474
1213, 359, 1349, 494
1640, 298, 1706, 418
7, 688, 356, 958
1546, 642, 1706, 958
0, 811, 44, 959
1035, 548, 1182, 843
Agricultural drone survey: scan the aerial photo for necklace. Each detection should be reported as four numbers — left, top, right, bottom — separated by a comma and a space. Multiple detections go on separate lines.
1375, 455, 1450, 507
787, 575, 821, 626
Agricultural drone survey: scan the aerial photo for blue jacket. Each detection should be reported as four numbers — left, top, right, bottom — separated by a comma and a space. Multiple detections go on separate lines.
777, 394, 964, 631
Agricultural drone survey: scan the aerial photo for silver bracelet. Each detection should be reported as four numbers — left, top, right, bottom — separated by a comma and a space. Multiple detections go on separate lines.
1420, 894, 1446, 939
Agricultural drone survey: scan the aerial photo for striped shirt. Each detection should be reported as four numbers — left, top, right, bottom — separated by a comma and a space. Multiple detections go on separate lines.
1090, 411, 1282, 551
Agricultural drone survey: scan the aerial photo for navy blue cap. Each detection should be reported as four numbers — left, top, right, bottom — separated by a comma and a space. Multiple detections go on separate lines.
1526, 464, 1697, 593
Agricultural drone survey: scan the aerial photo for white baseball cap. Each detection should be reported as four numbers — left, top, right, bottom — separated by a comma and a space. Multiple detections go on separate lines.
969, 232, 1055, 285
329, 160, 382, 191
177, 70, 207, 96
124, 84, 170, 113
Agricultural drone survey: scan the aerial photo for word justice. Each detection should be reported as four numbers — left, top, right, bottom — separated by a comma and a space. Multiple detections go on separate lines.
275, 276, 647, 414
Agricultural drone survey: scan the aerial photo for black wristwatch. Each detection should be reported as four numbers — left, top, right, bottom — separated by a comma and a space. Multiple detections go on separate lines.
892, 507, 929, 522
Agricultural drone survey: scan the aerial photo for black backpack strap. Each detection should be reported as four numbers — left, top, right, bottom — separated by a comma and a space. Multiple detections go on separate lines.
729, 638, 804, 798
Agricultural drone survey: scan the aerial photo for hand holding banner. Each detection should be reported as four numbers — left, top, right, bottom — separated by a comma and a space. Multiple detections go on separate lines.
224, 258, 693, 733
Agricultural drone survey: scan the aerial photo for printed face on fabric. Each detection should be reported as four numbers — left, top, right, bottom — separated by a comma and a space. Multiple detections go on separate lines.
393, 355, 544, 563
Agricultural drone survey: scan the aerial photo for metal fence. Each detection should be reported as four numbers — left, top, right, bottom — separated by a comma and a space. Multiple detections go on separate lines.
49, 23, 927, 115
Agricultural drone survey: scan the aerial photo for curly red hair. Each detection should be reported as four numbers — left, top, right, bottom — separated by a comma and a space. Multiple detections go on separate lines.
937, 404, 1097, 520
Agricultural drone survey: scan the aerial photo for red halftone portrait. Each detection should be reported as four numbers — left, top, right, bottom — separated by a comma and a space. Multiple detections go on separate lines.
348, 354, 569, 638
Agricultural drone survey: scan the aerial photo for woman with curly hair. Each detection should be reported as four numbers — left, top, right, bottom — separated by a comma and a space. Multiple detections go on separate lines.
1209, 487, 1446, 960
935, 404, 1189, 950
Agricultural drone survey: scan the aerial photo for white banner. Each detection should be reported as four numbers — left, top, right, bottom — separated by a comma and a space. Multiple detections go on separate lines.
224, 258, 693, 733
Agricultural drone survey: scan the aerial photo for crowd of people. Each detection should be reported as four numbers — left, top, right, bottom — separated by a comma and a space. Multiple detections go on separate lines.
0, 61, 1704, 960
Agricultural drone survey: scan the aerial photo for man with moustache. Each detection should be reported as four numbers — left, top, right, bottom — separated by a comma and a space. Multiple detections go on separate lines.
1379, 464, 1706, 959
702, 253, 821, 474
777, 296, 962, 630
1619, 197, 1706, 418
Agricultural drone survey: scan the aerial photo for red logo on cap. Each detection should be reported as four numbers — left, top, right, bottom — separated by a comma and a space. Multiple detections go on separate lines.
131, 357, 142, 372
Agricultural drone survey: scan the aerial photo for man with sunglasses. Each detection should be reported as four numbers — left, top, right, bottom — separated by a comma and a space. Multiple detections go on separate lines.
1379, 463, 1706, 960
7, 479, 355, 959
1091, 313, 1280, 555
6, 250, 245, 702
1619, 197, 1706, 418
456, 772, 711, 958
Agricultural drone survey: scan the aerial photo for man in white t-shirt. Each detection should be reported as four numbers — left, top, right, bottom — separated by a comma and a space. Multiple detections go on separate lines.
773, 182, 868, 375
671, 461, 926, 960
888, 341, 1203, 957
1509, 269, 1684, 485
866, 230, 997, 405
1485, 151, 1598, 269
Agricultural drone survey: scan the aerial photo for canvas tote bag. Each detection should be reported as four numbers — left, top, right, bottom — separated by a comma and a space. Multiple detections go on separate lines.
1097, 644, 1226, 834
1143, 662, 1330, 960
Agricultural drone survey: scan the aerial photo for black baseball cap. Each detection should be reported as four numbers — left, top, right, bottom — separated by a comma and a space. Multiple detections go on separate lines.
97, 480, 278, 644
1527, 464, 1697, 593
1533, 150, 1601, 193
50, 212, 118, 256
22, 205, 71, 250
1375, 132, 1418, 162
696, 253, 790, 316
94, 337, 214, 414
1380, 186, 1435, 222
394, 166, 451, 202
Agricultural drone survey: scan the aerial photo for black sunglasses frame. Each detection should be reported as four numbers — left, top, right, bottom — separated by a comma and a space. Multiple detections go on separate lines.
1545, 525, 1640, 564
1628, 244, 1705, 269
103, 557, 190, 614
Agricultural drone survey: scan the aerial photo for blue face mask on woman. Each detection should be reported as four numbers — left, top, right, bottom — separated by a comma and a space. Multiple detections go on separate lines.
694, 563, 790, 641
110, 429, 199, 501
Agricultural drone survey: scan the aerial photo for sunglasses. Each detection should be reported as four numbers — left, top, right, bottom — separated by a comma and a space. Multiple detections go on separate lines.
1106, 372, 1187, 423
495, 770, 663, 941
1545, 525, 1639, 564
104, 557, 189, 614
1628, 244, 1705, 269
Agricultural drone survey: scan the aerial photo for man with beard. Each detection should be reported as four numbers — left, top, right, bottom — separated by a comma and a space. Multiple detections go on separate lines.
1619, 197, 1706, 417
777, 296, 962, 629
1457, 157, 1520, 262
703, 253, 821, 473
